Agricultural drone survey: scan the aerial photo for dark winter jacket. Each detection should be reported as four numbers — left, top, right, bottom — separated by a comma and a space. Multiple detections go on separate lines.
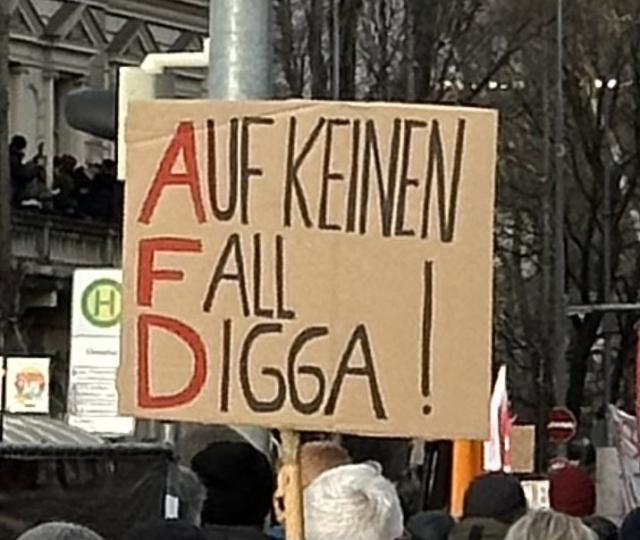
448, 517, 510, 540
202, 524, 275, 540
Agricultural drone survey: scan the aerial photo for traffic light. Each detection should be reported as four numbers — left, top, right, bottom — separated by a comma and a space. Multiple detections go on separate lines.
64, 88, 117, 141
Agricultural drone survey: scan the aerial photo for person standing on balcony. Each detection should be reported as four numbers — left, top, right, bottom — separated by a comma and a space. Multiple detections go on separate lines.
9, 135, 31, 203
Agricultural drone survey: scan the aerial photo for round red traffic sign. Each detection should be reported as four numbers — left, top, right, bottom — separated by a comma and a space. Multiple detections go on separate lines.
547, 407, 577, 444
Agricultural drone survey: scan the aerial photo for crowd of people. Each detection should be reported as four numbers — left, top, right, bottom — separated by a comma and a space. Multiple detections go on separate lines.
9, 439, 639, 540
9, 135, 122, 224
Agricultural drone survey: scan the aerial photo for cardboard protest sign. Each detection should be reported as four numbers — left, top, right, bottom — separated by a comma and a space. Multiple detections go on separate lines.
117, 99, 497, 439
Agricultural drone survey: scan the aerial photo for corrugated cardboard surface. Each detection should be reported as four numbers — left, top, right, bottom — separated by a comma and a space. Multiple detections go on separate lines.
118, 99, 497, 439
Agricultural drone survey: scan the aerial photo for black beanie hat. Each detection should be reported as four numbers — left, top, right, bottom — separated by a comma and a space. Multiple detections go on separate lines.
191, 441, 274, 528
463, 472, 527, 525
123, 519, 206, 540
407, 511, 455, 540
620, 509, 640, 540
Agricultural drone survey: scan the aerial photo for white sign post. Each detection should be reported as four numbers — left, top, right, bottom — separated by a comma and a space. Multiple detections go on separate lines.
68, 269, 134, 436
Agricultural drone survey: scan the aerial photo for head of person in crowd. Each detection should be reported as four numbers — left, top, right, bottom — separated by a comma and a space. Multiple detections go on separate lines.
191, 441, 274, 530
304, 462, 404, 540
274, 440, 350, 524
406, 511, 454, 540
582, 516, 618, 540
10, 135, 27, 160
396, 468, 423, 519
549, 464, 595, 517
449, 472, 527, 540
101, 159, 117, 178
122, 519, 206, 540
619, 508, 640, 540
58, 155, 77, 175
274, 440, 351, 524
174, 465, 206, 526
16, 522, 104, 540
568, 438, 596, 473
300, 440, 351, 488
505, 510, 596, 540
463, 472, 527, 523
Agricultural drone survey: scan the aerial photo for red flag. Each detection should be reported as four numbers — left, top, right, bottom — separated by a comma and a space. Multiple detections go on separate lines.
483, 365, 514, 472
501, 398, 513, 472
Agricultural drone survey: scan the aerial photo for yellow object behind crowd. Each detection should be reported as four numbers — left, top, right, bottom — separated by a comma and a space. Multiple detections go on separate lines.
450, 440, 484, 517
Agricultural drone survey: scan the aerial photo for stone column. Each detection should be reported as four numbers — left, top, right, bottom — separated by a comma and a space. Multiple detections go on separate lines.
84, 51, 111, 163
42, 68, 56, 187
8, 64, 28, 136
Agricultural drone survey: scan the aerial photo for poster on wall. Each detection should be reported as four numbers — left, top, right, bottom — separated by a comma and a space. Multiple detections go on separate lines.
4, 356, 50, 414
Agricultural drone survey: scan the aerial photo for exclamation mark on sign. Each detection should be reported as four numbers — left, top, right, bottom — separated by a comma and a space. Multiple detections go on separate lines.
421, 261, 434, 415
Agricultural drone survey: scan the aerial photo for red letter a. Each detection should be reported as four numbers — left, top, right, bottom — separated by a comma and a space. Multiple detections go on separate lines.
137, 313, 208, 408
138, 121, 207, 224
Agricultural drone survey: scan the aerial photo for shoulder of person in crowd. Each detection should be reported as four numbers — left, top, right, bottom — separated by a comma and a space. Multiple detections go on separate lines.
201, 523, 276, 540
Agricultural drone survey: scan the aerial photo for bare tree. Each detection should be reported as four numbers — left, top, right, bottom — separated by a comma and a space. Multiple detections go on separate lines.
495, 0, 640, 428
307, 0, 328, 97
272, 0, 640, 449
274, 0, 540, 101
562, 1, 640, 418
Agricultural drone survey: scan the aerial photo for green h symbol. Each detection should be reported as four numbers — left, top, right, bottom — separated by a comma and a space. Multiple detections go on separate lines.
92, 287, 116, 319
81, 279, 121, 328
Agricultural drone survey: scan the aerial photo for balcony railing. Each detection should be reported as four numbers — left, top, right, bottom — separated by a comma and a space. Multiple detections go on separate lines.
11, 211, 121, 274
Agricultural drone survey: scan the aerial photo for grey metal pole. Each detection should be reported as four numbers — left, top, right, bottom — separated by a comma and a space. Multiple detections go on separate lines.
207, 0, 273, 455
602, 166, 612, 444
553, 0, 567, 406
538, 4, 552, 470
208, 0, 272, 100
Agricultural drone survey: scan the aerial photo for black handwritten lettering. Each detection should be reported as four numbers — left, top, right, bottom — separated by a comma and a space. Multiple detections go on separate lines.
202, 233, 250, 316
395, 119, 427, 236
207, 118, 238, 221
421, 119, 466, 242
359, 119, 402, 236
287, 327, 328, 415
345, 119, 361, 233
276, 235, 296, 320
324, 324, 387, 419
220, 319, 232, 412
421, 261, 434, 415
241, 116, 275, 225
239, 323, 286, 413
283, 117, 326, 228
252, 233, 274, 319
319, 118, 349, 231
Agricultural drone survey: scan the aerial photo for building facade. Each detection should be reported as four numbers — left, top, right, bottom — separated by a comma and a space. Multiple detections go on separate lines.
9, 0, 208, 166
7, 0, 208, 415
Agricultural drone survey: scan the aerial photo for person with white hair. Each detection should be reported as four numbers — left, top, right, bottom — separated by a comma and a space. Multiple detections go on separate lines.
304, 462, 404, 540
16, 522, 104, 540
505, 510, 597, 540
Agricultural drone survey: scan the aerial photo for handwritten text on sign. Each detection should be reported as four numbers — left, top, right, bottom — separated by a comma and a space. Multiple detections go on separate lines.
118, 100, 497, 439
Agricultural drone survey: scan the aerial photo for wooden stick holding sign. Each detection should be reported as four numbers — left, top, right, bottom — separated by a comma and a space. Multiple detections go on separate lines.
281, 430, 305, 540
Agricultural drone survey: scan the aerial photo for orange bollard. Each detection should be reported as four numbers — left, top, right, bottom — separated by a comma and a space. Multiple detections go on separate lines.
450, 440, 484, 518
